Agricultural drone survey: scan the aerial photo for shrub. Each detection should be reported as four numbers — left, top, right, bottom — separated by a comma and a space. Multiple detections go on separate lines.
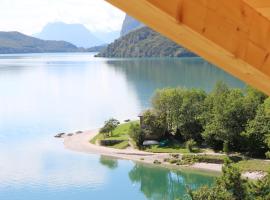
129, 123, 144, 147
186, 139, 197, 152
223, 141, 229, 154
266, 151, 270, 159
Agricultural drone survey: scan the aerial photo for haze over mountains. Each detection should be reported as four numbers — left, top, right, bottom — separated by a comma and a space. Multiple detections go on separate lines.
34, 22, 120, 48
0, 16, 195, 56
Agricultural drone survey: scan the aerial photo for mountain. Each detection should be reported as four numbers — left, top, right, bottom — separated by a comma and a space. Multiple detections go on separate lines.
96, 27, 197, 58
0, 31, 82, 54
120, 15, 144, 36
34, 22, 104, 48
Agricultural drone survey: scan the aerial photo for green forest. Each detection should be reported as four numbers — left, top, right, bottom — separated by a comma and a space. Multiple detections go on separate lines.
96, 27, 197, 58
133, 82, 270, 158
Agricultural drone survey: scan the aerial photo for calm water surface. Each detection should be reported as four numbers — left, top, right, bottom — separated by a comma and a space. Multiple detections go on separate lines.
0, 53, 244, 200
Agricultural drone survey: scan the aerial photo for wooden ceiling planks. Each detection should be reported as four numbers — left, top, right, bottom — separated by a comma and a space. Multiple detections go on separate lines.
245, 0, 270, 20
106, 0, 270, 95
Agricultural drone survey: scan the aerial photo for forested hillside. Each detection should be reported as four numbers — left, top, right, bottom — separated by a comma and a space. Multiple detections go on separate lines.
96, 27, 197, 58
0, 31, 81, 54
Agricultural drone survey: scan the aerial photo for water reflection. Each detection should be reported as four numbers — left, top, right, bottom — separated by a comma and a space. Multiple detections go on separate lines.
129, 164, 215, 200
106, 58, 245, 107
99, 156, 118, 170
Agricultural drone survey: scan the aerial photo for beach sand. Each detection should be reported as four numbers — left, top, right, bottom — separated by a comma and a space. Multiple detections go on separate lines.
63, 130, 265, 179
64, 130, 222, 172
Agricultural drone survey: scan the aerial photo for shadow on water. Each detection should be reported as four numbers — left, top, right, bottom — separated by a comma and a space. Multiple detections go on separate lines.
128, 163, 216, 200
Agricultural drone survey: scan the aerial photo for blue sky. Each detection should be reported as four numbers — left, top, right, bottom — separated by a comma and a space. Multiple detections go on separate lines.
0, 0, 125, 35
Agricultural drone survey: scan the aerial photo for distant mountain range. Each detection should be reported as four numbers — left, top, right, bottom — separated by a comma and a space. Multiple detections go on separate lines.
34, 22, 102, 48
0, 31, 82, 54
97, 15, 197, 58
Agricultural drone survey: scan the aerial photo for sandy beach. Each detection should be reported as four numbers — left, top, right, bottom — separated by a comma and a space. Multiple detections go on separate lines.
63, 130, 266, 179
64, 130, 222, 172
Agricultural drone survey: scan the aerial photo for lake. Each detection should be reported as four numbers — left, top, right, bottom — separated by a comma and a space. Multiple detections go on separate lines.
0, 53, 244, 200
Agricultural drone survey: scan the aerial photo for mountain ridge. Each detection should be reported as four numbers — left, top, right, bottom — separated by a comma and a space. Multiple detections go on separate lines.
0, 31, 83, 54
34, 22, 104, 48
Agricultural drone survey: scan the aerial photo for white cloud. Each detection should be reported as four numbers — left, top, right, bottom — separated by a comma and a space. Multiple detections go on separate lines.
0, 0, 125, 35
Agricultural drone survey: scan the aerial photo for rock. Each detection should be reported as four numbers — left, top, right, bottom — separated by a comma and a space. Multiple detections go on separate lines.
54, 133, 65, 138
67, 133, 73, 136
76, 131, 83, 134
153, 160, 161, 165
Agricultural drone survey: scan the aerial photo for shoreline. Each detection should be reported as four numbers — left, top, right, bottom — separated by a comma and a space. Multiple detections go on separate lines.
63, 130, 222, 173
63, 129, 265, 179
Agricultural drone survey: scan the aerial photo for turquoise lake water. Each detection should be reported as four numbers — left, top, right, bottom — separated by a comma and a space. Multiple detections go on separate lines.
0, 53, 245, 200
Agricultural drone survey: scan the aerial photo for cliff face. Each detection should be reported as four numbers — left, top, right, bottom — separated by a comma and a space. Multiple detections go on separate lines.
120, 15, 144, 37
97, 27, 197, 58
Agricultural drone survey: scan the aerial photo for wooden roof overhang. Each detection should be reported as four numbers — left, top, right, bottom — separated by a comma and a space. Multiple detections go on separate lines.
106, 0, 270, 95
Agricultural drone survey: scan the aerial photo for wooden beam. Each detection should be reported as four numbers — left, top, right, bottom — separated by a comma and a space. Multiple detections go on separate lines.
106, 0, 270, 95
245, 0, 270, 20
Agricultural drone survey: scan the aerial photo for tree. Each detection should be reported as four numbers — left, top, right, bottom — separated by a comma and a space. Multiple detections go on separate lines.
188, 158, 246, 200
141, 109, 166, 139
152, 88, 183, 131
129, 123, 144, 147
100, 118, 120, 137
243, 86, 268, 120
187, 185, 234, 200
152, 88, 206, 142
202, 82, 248, 151
242, 97, 270, 157
187, 157, 270, 200
177, 89, 206, 143
216, 158, 247, 200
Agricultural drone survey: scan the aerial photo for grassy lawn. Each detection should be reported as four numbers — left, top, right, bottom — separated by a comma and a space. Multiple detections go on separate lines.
111, 141, 130, 149
145, 144, 202, 154
90, 121, 139, 144
234, 159, 270, 172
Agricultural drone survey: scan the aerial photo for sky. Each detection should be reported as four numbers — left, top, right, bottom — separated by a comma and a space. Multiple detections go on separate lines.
0, 0, 125, 35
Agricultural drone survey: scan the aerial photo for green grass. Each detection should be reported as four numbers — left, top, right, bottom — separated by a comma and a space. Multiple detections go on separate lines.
234, 160, 270, 172
145, 143, 203, 154
111, 141, 130, 149
90, 121, 139, 144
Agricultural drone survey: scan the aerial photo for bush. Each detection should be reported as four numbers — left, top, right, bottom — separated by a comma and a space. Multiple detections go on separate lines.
186, 139, 197, 152
182, 154, 226, 164
129, 123, 144, 147
223, 141, 229, 154
266, 151, 270, 159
